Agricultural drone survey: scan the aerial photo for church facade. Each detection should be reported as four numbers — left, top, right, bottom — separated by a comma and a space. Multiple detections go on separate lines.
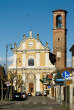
8, 32, 56, 96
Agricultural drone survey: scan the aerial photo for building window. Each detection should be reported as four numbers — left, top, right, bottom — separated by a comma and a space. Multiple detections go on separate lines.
58, 38, 60, 41
28, 59, 34, 66
56, 15, 62, 28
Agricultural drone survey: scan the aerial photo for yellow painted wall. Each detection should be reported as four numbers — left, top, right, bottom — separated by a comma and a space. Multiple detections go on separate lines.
25, 39, 36, 49
40, 52, 45, 66
17, 53, 22, 67
26, 52, 36, 58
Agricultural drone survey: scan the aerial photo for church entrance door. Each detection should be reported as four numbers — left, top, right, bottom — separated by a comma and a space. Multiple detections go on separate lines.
29, 82, 34, 93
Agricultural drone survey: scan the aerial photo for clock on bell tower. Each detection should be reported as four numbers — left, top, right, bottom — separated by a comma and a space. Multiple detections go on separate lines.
53, 10, 67, 70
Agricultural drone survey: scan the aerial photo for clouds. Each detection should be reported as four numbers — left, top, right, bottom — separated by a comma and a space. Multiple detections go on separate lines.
7, 56, 13, 62
0, 56, 13, 64
0, 57, 5, 62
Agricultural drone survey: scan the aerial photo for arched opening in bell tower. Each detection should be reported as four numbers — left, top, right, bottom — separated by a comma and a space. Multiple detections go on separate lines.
56, 15, 62, 28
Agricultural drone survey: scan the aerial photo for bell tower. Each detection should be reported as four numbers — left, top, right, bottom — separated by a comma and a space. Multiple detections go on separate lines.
53, 10, 67, 70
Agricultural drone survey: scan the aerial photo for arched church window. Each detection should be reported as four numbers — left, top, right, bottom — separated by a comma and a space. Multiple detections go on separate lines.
56, 15, 62, 28
28, 59, 34, 66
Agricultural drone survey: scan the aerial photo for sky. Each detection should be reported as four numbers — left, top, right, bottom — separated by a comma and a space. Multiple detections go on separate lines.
0, 0, 74, 67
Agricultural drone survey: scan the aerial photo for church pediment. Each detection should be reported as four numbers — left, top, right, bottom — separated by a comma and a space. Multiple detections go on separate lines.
14, 32, 48, 51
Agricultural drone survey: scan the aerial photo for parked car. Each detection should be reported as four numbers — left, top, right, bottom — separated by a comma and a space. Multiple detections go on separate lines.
28, 92, 32, 96
12, 92, 21, 100
21, 92, 27, 100
12, 92, 27, 100
35, 92, 42, 96
43, 90, 47, 96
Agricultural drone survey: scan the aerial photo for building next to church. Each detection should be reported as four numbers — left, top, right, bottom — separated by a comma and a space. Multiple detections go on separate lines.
8, 32, 56, 96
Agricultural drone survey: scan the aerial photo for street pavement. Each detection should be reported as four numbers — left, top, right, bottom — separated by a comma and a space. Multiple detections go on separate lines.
0, 96, 73, 110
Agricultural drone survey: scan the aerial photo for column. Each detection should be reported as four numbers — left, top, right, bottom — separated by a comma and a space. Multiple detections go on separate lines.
61, 86, 64, 101
22, 73, 26, 82
36, 52, 40, 66
69, 84, 73, 104
36, 41, 40, 67
36, 73, 40, 92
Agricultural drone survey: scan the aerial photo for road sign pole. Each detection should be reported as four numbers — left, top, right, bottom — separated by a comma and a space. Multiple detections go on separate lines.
65, 79, 67, 105
60, 85, 62, 104
62, 71, 70, 105
64, 78, 67, 105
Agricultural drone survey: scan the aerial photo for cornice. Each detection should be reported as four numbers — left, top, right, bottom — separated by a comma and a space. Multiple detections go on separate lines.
13, 48, 50, 53
9, 67, 56, 71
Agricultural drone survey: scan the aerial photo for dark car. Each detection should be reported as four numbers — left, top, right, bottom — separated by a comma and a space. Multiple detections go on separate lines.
12, 92, 27, 100
21, 92, 27, 100
35, 92, 42, 96
28, 92, 32, 96
12, 92, 21, 100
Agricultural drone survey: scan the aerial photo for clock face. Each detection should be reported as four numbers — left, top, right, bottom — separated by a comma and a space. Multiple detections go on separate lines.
28, 42, 33, 46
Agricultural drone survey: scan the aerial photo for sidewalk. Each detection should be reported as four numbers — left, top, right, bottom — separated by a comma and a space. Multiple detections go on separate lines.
0, 101, 14, 106
47, 96, 74, 110
61, 103, 74, 110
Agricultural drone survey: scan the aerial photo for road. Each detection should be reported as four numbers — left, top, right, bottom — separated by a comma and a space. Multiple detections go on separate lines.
0, 96, 69, 110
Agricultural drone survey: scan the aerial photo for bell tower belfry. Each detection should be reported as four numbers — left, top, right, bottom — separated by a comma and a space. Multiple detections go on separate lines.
53, 10, 67, 70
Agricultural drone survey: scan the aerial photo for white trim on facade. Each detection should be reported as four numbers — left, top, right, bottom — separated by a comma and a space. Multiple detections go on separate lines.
36, 73, 40, 92
36, 41, 40, 49
22, 73, 26, 82
22, 42, 26, 50
36, 52, 40, 66
22, 53, 26, 67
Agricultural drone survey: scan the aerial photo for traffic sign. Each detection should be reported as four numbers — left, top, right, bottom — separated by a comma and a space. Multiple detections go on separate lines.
62, 71, 70, 79
48, 86, 51, 88
56, 79, 65, 82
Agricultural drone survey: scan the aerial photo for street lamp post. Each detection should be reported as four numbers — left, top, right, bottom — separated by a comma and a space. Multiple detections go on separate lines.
6, 44, 13, 74
6, 44, 13, 100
